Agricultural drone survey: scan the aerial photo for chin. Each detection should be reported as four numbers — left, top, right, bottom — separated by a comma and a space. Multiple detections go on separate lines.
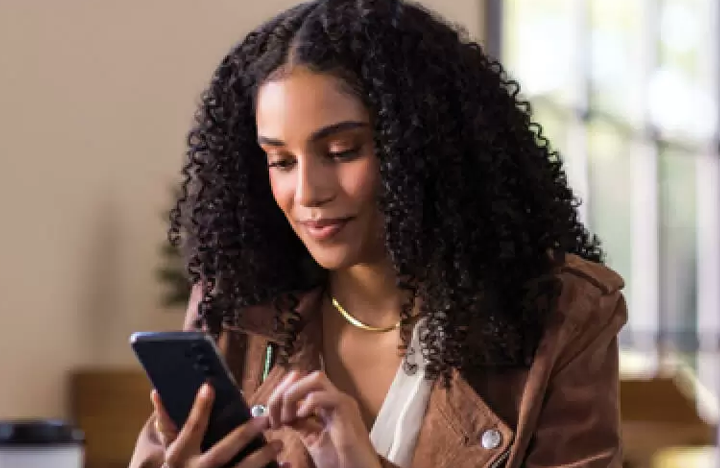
312, 255, 355, 271
307, 246, 359, 271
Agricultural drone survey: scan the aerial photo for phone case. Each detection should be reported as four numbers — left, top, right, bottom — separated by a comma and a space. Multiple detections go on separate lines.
130, 331, 278, 468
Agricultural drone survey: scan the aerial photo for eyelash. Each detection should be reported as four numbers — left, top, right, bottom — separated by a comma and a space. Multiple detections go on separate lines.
267, 159, 295, 171
328, 148, 360, 160
267, 148, 360, 171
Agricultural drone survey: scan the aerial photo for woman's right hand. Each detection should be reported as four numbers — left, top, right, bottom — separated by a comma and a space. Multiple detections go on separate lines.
150, 383, 283, 468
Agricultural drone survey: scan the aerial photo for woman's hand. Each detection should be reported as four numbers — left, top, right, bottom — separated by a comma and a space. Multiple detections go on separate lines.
267, 371, 383, 468
151, 384, 283, 468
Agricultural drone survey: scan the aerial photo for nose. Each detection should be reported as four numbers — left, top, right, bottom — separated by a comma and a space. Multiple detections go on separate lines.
295, 157, 334, 208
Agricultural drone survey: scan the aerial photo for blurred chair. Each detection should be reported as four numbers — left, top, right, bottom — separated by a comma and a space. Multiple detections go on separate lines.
621, 375, 716, 468
70, 369, 151, 468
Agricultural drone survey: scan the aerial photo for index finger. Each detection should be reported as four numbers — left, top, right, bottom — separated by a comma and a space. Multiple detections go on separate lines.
281, 371, 336, 423
267, 371, 304, 430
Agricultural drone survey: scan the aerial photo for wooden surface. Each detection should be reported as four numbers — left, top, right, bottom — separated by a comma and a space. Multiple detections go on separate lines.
621, 376, 711, 426
70, 369, 152, 468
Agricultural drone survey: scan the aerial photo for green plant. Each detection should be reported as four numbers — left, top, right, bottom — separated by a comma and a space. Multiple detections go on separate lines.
157, 240, 190, 308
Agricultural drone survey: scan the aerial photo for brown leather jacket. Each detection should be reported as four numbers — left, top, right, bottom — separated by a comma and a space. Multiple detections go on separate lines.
130, 254, 627, 468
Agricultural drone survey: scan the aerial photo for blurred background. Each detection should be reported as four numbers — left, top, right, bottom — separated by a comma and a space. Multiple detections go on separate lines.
0, 0, 717, 467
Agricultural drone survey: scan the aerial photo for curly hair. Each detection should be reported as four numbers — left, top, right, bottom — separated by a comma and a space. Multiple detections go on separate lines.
169, 0, 604, 381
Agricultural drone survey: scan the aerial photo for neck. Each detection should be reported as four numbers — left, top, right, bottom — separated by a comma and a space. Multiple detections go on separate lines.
328, 258, 408, 327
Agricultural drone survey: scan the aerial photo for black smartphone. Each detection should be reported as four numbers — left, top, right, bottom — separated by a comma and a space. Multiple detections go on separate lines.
130, 331, 278, 468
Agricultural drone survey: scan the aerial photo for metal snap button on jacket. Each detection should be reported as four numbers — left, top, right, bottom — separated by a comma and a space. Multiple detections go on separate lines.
481, 428, 502, 449
250, 404, 267, 418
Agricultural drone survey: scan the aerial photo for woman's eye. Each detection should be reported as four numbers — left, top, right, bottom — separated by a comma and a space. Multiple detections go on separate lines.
328, 148, 360, 160
267, 158, 296, 171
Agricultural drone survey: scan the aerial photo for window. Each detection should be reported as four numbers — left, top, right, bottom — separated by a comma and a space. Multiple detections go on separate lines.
492, 0, 720, 420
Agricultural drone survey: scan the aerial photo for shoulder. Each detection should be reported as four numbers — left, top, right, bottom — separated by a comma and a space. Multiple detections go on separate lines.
544, 254, 628, 367
553, 253, 626, 328
183, 282, 323, 342
558, 253, 625, 295
183, 283, 279, 337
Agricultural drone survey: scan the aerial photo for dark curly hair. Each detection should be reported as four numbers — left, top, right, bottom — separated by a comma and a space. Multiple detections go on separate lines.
169, 0, 604, 381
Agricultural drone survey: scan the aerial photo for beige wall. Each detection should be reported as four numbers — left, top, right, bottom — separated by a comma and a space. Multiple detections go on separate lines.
0, 0, 483, 419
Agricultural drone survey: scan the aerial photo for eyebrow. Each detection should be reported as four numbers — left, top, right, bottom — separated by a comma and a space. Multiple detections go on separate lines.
257, 121, 369, 147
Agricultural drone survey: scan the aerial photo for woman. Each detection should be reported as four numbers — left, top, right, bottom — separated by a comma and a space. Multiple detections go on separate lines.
130, 0, 627, 467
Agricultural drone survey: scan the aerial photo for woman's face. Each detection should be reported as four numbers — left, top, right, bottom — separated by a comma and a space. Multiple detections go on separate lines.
256, 67, 385, 270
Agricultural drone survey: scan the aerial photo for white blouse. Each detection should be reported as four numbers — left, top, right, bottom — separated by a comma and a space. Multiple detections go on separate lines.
369, 320, 432, 467
319, 321, 432, 467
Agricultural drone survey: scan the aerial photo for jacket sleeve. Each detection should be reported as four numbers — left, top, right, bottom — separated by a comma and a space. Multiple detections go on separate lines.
520, 291, 627, 468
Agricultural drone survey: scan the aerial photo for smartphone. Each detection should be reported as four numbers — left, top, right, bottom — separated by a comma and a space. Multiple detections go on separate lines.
130, 331, 278, 468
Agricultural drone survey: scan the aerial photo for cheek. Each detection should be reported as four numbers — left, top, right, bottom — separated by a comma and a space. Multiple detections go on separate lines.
341, 158, 381, 207
269, 173, 295, 212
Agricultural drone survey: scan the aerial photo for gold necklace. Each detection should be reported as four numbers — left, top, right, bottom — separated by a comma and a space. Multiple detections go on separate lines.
330, 296, 401, 333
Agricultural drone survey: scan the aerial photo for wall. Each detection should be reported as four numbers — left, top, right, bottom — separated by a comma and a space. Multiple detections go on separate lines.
0, 0, 483, 419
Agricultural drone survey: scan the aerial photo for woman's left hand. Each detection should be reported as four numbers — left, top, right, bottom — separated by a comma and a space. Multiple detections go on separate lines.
267, 370, 383, 468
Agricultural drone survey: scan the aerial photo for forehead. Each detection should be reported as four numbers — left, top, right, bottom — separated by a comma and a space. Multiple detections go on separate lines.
255, 68, 369, 139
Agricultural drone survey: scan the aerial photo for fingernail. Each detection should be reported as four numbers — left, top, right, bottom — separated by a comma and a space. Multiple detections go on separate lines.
201, 384, 212, 397
280, 462, 292, 468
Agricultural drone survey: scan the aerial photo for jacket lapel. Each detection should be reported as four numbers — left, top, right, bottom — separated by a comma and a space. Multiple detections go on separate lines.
411, 370, 515, 468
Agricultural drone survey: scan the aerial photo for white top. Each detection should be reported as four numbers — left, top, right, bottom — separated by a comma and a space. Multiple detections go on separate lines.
319, 321, 432, 467
368, 320, 432, 467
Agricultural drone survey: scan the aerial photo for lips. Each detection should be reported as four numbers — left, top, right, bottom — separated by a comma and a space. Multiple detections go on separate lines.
299, 217, 352, 241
